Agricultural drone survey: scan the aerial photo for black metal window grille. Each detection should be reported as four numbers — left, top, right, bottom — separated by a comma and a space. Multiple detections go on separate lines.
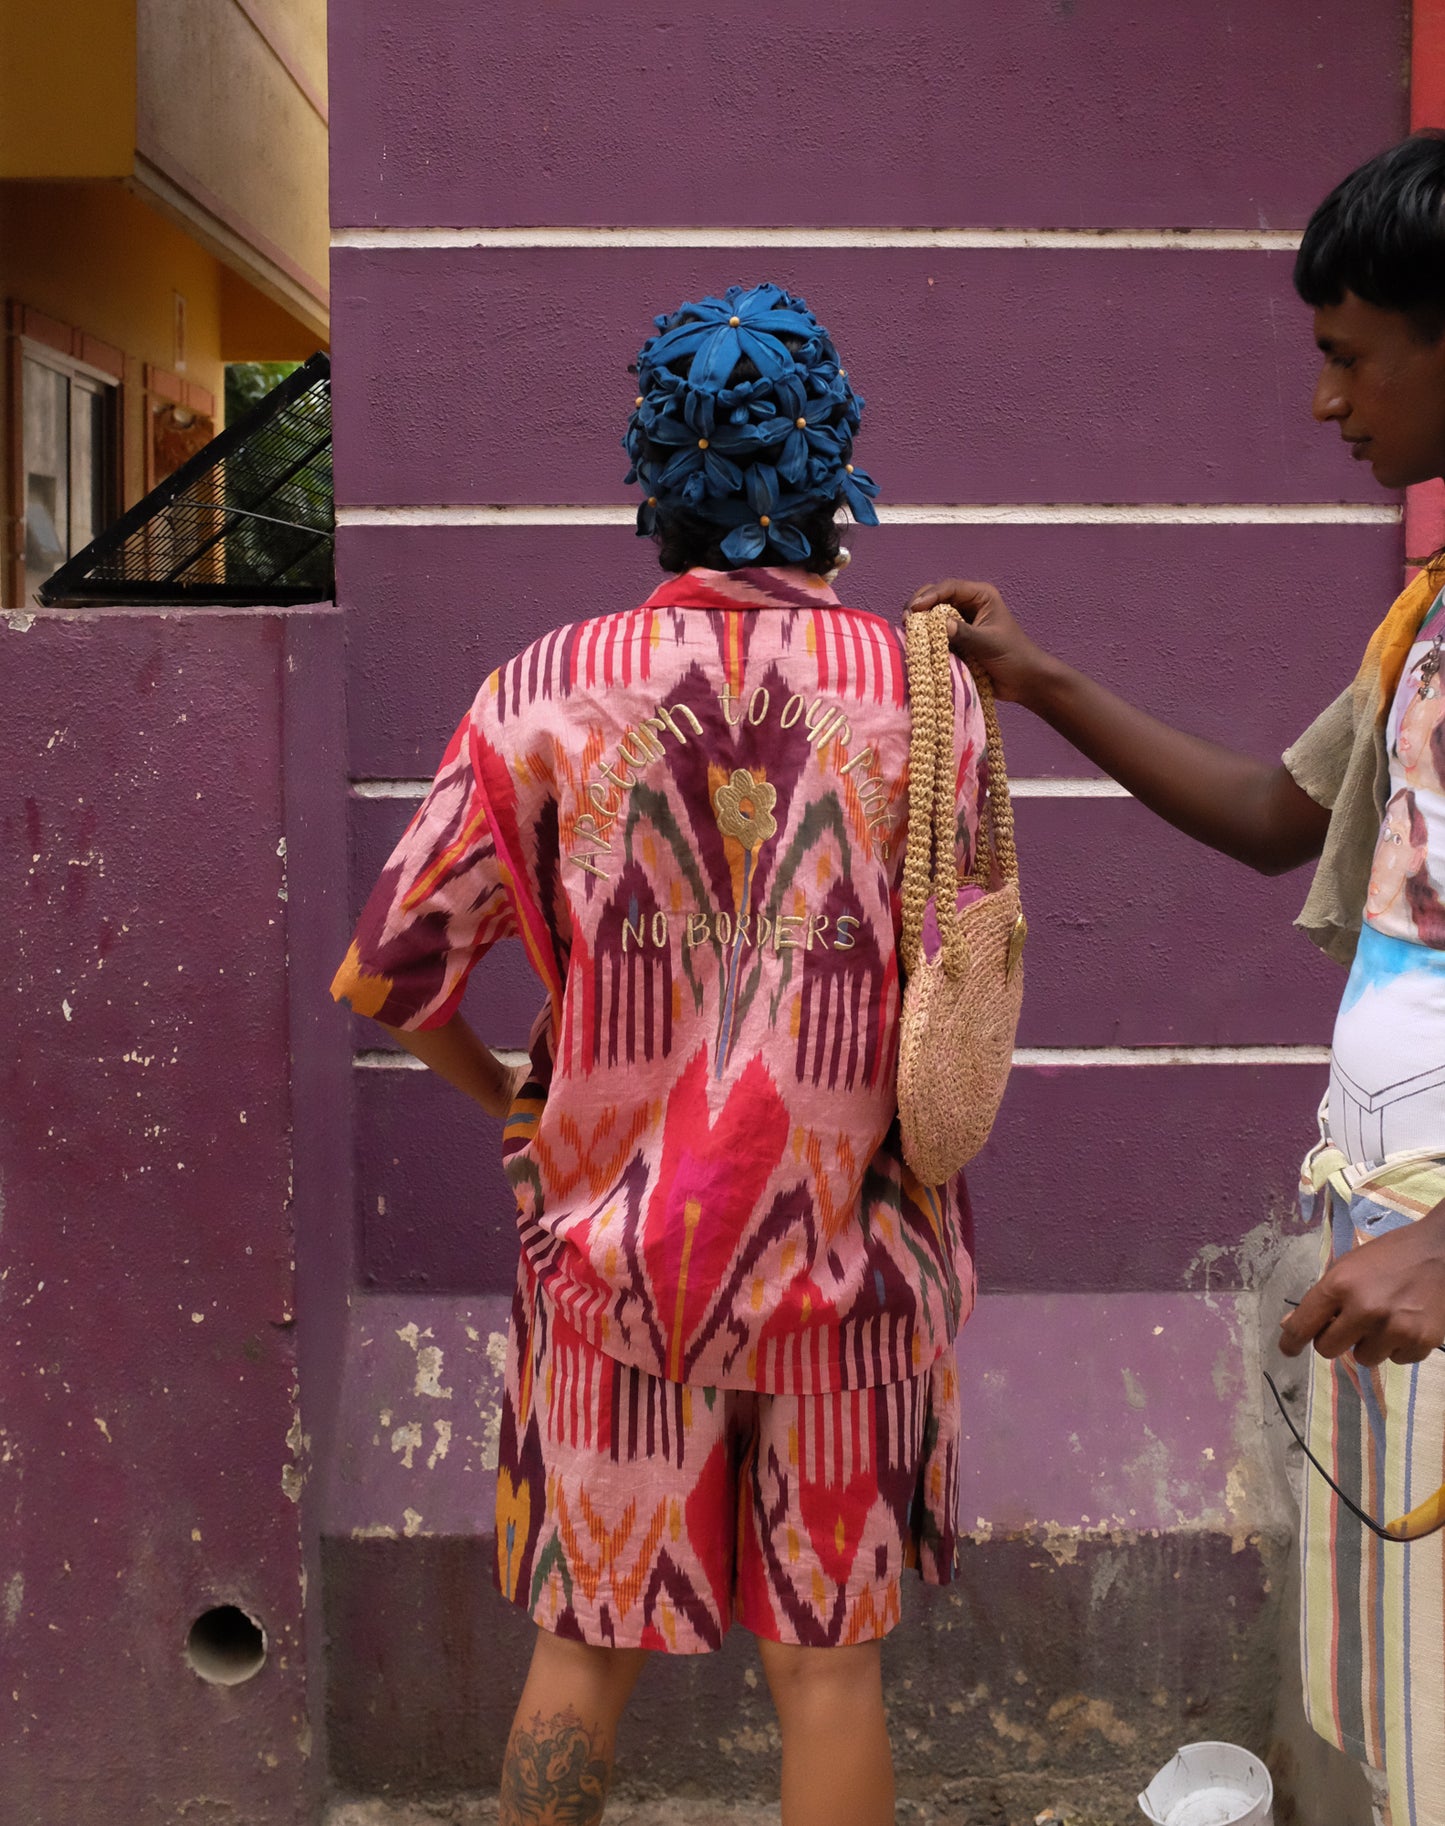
38, 353, 333, 607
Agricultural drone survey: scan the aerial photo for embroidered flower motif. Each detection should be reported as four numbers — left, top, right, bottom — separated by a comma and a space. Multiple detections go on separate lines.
712, 769, 778, 849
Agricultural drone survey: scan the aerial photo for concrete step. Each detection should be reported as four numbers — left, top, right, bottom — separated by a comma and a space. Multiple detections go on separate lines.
326, 1794, 1124, 1826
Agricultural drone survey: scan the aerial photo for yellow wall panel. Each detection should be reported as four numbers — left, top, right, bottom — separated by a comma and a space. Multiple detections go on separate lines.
0, 1, 136, 178
220, 268, 327, 365
0, 183, 224, 404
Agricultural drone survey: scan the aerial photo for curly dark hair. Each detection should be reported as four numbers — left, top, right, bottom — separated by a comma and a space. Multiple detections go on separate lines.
649, 500, 846, 575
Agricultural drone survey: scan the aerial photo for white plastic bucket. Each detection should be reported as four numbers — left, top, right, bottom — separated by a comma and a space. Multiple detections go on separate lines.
1138, 1741, 1274, 1826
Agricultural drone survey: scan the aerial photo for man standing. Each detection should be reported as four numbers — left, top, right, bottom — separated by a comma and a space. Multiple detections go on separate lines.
911, 134, 1445, 1826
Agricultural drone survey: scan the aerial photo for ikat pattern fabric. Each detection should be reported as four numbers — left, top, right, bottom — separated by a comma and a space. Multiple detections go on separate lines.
333, 566, 985, 1395
1299, 1148, 1445, 1826
494, 1259, 961, 1652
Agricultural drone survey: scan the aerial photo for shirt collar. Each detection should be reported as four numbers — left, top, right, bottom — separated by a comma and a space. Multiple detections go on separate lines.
640, 566, 842, 613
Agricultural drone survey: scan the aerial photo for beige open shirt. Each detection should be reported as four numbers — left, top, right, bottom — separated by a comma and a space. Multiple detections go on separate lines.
1284, 677, 1389, 969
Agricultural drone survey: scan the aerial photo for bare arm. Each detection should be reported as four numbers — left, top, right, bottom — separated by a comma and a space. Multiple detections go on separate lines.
907, 580, 1330, 876
377, 1013, 524, 1119
902, 582, 1445, 1370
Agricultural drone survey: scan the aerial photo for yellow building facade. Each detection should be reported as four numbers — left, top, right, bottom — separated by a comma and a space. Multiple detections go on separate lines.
0, 0, 328, 605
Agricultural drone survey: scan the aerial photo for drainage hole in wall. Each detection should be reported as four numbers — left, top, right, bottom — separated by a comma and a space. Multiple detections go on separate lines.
185, 1605, 267, 1685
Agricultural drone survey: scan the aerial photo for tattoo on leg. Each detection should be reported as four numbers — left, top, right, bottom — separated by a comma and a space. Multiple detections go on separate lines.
500, 1706, 613, 1826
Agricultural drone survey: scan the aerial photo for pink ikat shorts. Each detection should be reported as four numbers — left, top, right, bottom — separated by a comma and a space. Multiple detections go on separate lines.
493, 1270, 961, 1653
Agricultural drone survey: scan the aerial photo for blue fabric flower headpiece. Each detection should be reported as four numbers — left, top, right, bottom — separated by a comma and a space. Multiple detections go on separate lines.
623, 282, 880, 567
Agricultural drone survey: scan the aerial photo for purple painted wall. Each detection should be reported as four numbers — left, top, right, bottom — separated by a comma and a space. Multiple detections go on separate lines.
328, 4, 1406, 1300
330, 0, 1403, 230
340, 522, 1397, 778
0, 608, 349, 1825
319, 0, 1410, 1814
332, 248, 1384, 509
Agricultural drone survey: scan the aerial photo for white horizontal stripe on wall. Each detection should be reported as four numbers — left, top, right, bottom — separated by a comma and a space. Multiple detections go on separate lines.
350, 777, 1131, 802
1011, 779, 1130, 798
338, 503, 1400, 529
333, 227, 1304, 253
1012, 1045, 1329, 1067
352, 779, 432, 799
355, 1043, 1329, 1070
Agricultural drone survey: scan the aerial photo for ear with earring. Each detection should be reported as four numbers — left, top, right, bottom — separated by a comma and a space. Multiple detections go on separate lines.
823, 545, 851, 586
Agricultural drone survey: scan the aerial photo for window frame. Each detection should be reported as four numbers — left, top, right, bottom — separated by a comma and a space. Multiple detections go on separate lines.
3, 303, 125, 608
18, 337, 122, 605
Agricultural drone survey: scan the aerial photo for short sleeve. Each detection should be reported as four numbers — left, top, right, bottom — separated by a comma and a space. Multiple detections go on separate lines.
1282, 684, 1355, 811
331, 701, 519, 1030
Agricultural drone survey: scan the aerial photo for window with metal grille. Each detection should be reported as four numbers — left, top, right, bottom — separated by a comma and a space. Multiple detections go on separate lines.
38, 353, 332, 607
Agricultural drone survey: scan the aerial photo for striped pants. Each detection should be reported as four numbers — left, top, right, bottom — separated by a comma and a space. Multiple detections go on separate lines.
1301, 1191, 1445, 1826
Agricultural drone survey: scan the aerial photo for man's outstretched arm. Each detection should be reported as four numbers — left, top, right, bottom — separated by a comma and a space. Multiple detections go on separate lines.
907, 579, 1331, 876
904, 581, 1445, 1366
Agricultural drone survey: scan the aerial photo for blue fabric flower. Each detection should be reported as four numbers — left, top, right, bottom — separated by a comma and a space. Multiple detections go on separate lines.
841, 464, 880, 526
624, 283, 880, 565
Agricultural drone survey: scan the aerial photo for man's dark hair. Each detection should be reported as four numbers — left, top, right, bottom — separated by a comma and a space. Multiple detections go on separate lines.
1294, 132, 1445, 341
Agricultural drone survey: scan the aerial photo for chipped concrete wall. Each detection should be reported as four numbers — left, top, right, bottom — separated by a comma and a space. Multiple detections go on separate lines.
0, 606, 349, 1824
2, 5, 1415, 1822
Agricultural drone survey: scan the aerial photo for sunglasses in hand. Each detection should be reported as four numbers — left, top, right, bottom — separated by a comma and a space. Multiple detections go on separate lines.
1264, 1300, 1445, 1543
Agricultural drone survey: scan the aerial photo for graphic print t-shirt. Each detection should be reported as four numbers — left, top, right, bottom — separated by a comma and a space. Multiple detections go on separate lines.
1331, 585, 1445, 1164
333, 567, 987, 1394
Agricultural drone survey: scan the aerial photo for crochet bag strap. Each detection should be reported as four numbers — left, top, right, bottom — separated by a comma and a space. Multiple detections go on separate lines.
901, 607, 957, 976
964, 662, 1018, 893
900, 607, 1016, 980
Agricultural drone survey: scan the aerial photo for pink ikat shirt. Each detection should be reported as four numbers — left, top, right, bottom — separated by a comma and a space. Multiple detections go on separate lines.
333, 567, 986, 1394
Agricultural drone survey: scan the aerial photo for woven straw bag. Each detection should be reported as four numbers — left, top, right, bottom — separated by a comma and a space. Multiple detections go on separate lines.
897, 607, 1026, 1185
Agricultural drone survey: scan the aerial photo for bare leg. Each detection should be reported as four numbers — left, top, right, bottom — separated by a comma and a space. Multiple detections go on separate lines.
757, 1637, 895, 1826
499, 1628, 648, 1826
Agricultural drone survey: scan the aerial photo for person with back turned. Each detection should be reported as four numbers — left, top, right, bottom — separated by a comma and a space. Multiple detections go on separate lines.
334, 284, 987, 1826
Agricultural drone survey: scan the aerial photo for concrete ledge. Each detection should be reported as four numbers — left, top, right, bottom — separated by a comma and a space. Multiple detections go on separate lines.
324, 1290, 1283, 1542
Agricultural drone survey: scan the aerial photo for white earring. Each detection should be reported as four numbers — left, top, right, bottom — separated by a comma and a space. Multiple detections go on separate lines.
823, 545, 851, 586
